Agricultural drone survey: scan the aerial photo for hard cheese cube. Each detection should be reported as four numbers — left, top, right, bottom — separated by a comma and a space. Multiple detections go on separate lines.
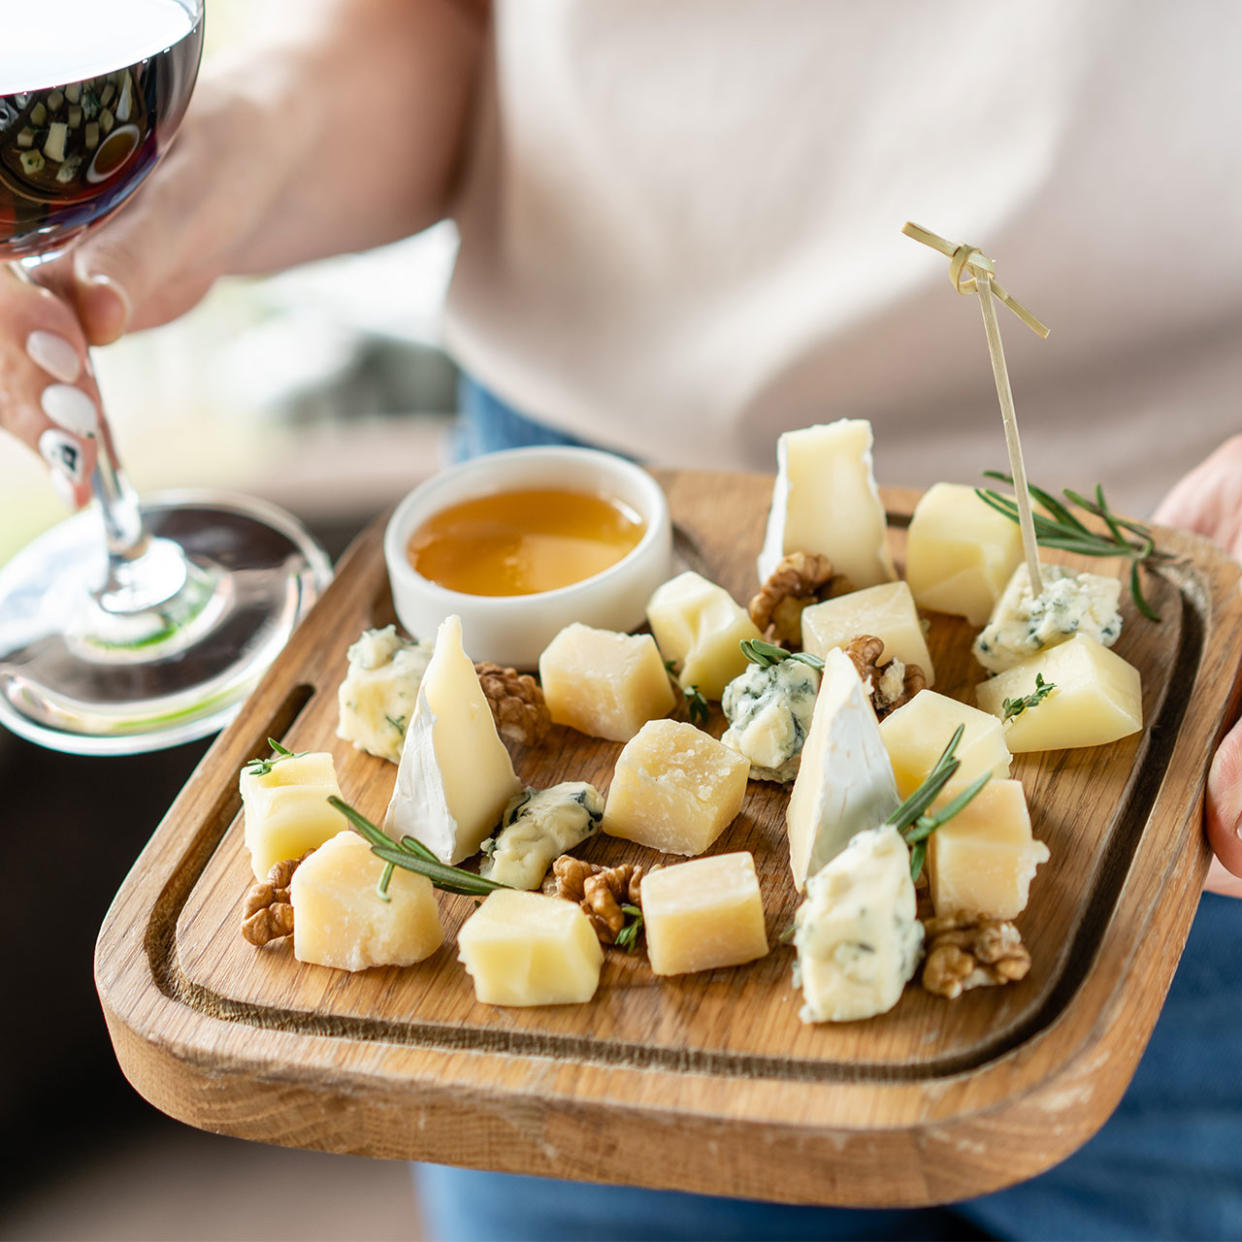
290, 831, 444, 970
539, 623, 676, 741
757, 420, 897, 588
927, 779, 1050, 920
905, 483, 1025, 626
646, 571, 761, 700
879, 691, 1012, 799
603, 719, 750, 855
801, 580, 936, 687
642, 852, 768, 975
241, 751, 349, 881
974, 634, 1143, 752
457, 890, 603, 1006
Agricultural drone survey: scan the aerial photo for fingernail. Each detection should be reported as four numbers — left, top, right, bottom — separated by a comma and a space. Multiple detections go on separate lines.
48, 470, 81, 512
26, 331, 81, 383
39, 428, 88, 484
41, 384, 99, 437
80, 272, 131, 341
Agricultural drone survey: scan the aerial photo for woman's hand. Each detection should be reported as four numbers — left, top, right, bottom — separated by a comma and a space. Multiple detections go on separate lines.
1154, 434, 1242, 897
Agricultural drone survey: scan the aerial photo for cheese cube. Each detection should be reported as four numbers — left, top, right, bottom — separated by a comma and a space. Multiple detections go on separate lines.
646, 571, 761, 700
786, 648, 899, 889
603, 720, 750, 855
974, 634, 1143, 752
240, 751, 349, 881
801, 581, 936, 687
879, 691, 1012, 799
290, 831, 444, 971
457, 890, 604, 1006
905, 483, 1026, 626
757, 420, 896, 589
927, 780, 1050, 920
539, 623, 676, 741
642, 852, 769, 975
385, 615, 521, 864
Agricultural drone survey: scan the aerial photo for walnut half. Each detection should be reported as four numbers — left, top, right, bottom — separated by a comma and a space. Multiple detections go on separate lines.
241, 852, 312, 946
475, 662, 551, 747
547, 854, 643, 945
749, 552, 851, 647
921, 914, 1032, 1000
842, 634, 926, 719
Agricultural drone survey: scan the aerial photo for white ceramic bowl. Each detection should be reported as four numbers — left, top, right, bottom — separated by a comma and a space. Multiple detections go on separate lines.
384, 447, 672, 669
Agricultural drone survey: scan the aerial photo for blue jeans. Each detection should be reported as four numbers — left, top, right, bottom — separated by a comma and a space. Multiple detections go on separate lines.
418, 378, 1242, 1242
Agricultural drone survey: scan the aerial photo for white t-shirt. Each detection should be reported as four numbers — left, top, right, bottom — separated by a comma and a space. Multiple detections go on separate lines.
444, 0, 1242, 515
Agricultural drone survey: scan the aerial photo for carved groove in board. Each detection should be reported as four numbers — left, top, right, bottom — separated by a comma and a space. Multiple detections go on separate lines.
142, 524, 1206, 1085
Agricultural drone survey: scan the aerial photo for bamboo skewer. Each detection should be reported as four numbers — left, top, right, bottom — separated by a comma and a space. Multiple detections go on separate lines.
902, 222, 1049, 594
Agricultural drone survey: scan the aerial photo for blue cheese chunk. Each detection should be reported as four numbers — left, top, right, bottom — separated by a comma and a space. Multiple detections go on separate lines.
337, 625, 431, 763
973, 564, 1123, 675
721, 659, 821, 783
792, 825, 923, 1023
480, 782, 605, 890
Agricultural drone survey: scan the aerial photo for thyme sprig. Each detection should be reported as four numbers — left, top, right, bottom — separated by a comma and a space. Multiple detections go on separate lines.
1002, 674, 1057, 723
329, 796, 512, 898
243, 738, 307, 778
684, 684, 711, 726
614, 905, 645, 953
885, 725, 991, 882
975, 471, 1167, 621
740, 638, 825, 671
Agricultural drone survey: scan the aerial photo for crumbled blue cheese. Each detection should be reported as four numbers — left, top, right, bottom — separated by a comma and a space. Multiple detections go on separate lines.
792, 825, 923, 1023
336, 625, 431, 763
720, 659, 821, 783
479, 782, 604, 890
973, 564, 1123, 675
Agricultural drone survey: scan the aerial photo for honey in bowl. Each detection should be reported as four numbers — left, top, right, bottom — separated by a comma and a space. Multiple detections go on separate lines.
407, 488, 647, 597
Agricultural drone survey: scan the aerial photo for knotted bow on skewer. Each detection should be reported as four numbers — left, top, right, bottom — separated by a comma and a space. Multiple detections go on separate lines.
902, 221, 1049, 593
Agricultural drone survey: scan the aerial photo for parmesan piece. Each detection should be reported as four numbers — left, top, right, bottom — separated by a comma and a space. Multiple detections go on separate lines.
539, 623, 675, 741
974, 633, 1143, 752
290, 831, 444, 971
458, 890, 604, 1006
602, 719, 750, 855
757, 420, 896, 588
801, 580, 936, 687
642, 852, 768, 976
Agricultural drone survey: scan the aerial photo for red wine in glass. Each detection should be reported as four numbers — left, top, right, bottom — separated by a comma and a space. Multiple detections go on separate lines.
0, 0, 204, 258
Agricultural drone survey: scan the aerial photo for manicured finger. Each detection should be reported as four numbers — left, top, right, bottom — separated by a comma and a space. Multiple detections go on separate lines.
1205, 717, 1242, 885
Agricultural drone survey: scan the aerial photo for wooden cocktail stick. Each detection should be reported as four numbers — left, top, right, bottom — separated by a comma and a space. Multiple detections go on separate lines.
902, 222, 1048, 594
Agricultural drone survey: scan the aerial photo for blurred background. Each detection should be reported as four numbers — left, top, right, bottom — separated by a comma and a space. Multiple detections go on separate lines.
0, 2, 450, 1238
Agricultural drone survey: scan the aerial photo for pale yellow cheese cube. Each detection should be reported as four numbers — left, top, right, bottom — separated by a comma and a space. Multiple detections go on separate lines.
905, 483, 1026, 626
539, 623, 676, 741
927, 780, 1050, 920
974, 634, 1143, 752
240, 751, 349, 881
457, 890, 603, 1006
801, 580, 936, 687
879, 691, 1012, 799
646, 571, 761, 700
642, 852, 768, 975
603, 719, 750, 855
290, 831, 444, 971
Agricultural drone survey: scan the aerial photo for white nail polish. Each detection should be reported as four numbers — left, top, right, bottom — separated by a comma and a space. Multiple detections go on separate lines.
49, 469, 80, 511
26, 331, 81, 383
38, 428, 88, 483
41, 384, 99, 437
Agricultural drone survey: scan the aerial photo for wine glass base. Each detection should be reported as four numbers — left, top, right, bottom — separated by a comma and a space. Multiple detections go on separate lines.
0, 490, 332, 755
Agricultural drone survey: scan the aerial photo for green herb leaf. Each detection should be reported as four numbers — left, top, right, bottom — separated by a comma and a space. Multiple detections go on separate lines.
376, 860, 394, 902
684, 684, 711, 726
886, 725, 965, 833
909, 840, 928, 884
1001, 673, 1057, 723
614, 905, 645, 953
740, 638, 825, 671
242, 738, 307, 777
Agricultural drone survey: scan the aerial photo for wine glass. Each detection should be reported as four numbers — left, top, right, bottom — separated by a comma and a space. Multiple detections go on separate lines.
0, 0, 331, 754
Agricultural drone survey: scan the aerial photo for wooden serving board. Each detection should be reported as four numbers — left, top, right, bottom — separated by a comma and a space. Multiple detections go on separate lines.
96, 473, 1242, 1206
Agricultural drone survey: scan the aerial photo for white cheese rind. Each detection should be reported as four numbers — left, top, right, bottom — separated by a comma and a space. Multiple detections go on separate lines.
384, 615, 520, 864
974, 563, 1123, 674
785, 648, 900, 890
337, 625, 430, 763
479, 782, 604, 890
757, 420, 896, 588
793, 825, 923, 1023
720, 658, 820, 783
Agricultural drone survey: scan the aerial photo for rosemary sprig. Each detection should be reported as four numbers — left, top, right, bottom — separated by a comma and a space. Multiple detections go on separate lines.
975, 471, 1166, 621
243, 738, 307, 778
328, 796, 511, 897
884, 725, 991, 881
739, 638, 825, 671
1001, 674, 1056, 723
684, 684, 711, 726
614, 905, 645, 953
